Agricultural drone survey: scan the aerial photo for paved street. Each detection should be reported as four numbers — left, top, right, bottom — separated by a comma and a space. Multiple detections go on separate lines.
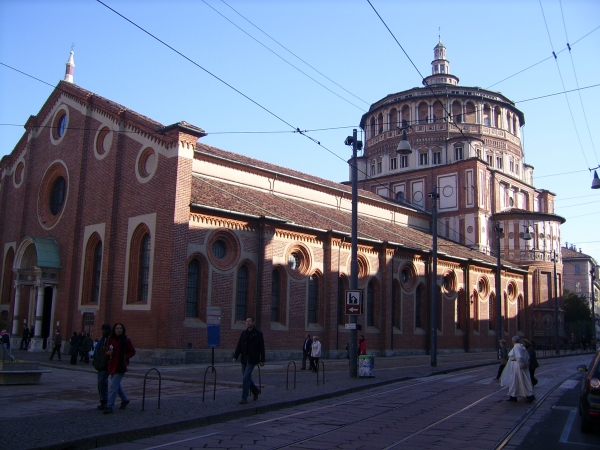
2, 349, 597, 449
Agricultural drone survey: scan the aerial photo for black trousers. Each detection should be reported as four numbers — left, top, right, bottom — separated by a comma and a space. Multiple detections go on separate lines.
301, 351, 310, 369
49, 345, 61, 360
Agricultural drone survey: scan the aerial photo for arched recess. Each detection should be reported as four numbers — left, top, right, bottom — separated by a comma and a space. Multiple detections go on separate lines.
127, 224, 152, 304
81, 232, 103, 305
388, 108, 398, 131
433, 101, 444, 123
234, 260, 257, 323
465, 102, 476, 123
1, 247, 15, 305
186, 253, 209, 322
472, 290, 479, 333
401, 105, 410, 127
418, 102, 428, 124
366, 277, 380, 328
369, 117, 376, 139
270, 265, 287, 325
517, 294, 525, 332
338, 275, 349, 326
415, 283, 426, 329
308, 270, 324, 327
378, 113, 384, 134
456, 288, 466, 331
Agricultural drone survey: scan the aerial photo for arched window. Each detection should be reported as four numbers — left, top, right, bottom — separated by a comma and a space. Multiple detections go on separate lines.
495, 107, 502, 128
401, 105, 410, 127
271, 269, 280, 322
91, 241, 102, 303
138, 234, 151, 302
465, 102, 476, 123
127, 225, 152, 304
186, 259, 200, 317
415, 284, 425, 328
378, 113, 384, 134
504, 293, 509, 333
473, 290, 479, 332
483, 104, 491, 126
1, 247, 15, 305
369, 117, 376, 139
308, 275, 319, 323
452, 101, 462, 123
418, 102, 428, 124
389, 108, 398, 131
517, 295, 524, 331
489, 293, 495, 331
433, 101, 443, 123
236, 265, 249, 321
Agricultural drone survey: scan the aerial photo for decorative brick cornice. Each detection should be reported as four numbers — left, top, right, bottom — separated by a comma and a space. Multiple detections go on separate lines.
189, 213, 254, 232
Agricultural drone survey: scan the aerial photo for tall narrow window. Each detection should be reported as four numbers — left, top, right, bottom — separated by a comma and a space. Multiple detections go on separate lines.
377, 161, 382, 174
419, 153, 428, 166
308, 275, 318, 323
138, 234, 151, 302
433, 152, 441, 165
91, 241, 102, 303
271, 270, 280, 322
415, 285, 423, 328
236, 265, 248, 321
367, 280, 375, 327
400, 155, 408, 168
186, 259, 200, 317
390, 157, 397, 170
455, 147, 463, 161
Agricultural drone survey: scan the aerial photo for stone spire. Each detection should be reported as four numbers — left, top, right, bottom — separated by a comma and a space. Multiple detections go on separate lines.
64, 50, 75, 83
422, 38, 459, 87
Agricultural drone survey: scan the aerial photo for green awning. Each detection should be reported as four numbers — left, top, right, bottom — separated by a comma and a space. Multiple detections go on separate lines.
32, 237, 61, 269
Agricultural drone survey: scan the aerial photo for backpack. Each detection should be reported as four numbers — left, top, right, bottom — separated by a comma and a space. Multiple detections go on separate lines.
93, 338, 108, 371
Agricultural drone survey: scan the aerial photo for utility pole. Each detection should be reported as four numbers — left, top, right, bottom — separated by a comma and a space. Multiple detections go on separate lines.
429, 186, 439, 367
591, 269, 596, 348
552, 250, 559, 354
492, 222, 503, 348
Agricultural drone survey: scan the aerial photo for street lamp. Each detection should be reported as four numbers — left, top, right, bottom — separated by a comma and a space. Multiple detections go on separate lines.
345, 129, 362, 377
429, 187, 439, 367
589, 166, 600, 189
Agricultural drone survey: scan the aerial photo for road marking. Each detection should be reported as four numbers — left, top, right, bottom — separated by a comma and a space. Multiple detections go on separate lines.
559, 379, 579, 389
560, 409, 577, 443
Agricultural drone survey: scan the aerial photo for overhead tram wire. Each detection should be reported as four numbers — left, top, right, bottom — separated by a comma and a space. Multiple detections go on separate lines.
200, 0, 365, 112
218, 0, 370, 106
486, 24, 600, 89
94, 0, 353, 167
559, 0, 599, 166
538, 0, 590, 169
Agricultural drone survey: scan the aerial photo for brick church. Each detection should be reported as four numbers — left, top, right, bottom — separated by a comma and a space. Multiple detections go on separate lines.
0, 45, 564, 363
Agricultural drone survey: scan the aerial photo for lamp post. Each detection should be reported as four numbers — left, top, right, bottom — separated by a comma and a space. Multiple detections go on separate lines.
429, 186, 439, 367
492, 222, 503, 346
551, 250, 559, 354
591, 269, 597, 348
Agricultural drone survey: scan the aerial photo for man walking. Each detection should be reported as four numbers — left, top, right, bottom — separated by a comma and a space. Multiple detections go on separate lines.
233, 317, 265, 405
93, 324, 111, 410
301, 334, 312, 370
49, 329, 62, 361
20, 326, 30, 350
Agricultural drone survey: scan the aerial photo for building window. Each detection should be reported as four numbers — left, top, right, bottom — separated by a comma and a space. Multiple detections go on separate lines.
91, 241, 102, 303
370, 164, 375, 176
575, 264, 581, 274
377, 161, 382, 174
415, 285, 424, 328
186, 259, 200, 317
236, 265, 249, 321
83, 312, 95, 333
400, 155, 408, 168
419, 153, 428, 166
271, 270, 280, 322
509, 160, 514, 172
496, 157, 503, 169
390, 157, 397, 170
308, 275, 319, 323
395, 191, 405, 202
476, 149, 481, 159
138, 234, 151, 303
455, 147, 463, 161
433, 152, 441, 165
82, 233, 102, 305
50, 177, 66, 216
212, 240, 226, 259
486, 155, 493, 165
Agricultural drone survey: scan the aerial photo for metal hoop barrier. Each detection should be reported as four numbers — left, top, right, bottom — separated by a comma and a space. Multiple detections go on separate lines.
316, 360, 325, 385
202, 365, 217, 402
142, 368, 162, 411
286, 360, 296, 390
257, 364, 262, 393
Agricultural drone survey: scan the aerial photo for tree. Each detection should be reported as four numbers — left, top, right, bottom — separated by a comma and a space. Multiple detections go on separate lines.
563, 289, 591, 323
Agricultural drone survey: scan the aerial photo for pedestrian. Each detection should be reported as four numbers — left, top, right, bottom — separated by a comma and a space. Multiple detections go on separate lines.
49, 329, 62, 361
522, 339, 539, 386
493, 339, 508, 381
301, 333, 312, 370
78, 332, 86, 362
103, 323, 136, 414
69, 332, 80, 365
0, 330, 14, 361
20, 326, 30, 350
359, 335, 367, 355
311, 336, 321, 373
232, 317, 265, 405
581, 334, 588, 352
571, 333, 577, 351
93, 324, 111, 410
82, 333, 94, 364
346, 339, 350, 360
500, 336, 535, 402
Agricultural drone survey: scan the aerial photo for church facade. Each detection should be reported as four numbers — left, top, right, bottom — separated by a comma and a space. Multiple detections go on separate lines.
0, 48, 560, 362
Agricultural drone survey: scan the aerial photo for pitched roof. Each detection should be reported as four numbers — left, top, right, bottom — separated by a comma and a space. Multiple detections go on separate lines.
190, 175, 515, 269
561, 246, 593, 260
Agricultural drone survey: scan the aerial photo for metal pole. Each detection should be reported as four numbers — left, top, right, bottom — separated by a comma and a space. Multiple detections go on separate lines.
591, 270, 597, 348
350, 129, 358, 378
554, 250, 559, 355
494, 222, 503, 347
430, 186, 439, 367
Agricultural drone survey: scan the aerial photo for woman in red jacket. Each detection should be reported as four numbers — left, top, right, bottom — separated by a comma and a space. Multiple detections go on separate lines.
103, 323, 136, 414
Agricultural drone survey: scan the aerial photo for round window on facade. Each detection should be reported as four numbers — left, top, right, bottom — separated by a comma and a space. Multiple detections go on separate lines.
212, 240, 227, 259
37, 161, 68, 230
477, 276, 490, 299
136, 147, 158, 182
13, 161, 25, 188
401, 269, 409, 283
507, 281, 518, 302
399, 262, 417, 291
94, 126, 113, 159
288, 252, 301, 270
286, 244, 312, 279
51, 107, 69, 144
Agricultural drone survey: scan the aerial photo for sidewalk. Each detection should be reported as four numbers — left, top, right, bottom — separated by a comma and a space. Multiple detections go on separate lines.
2, 348, 592, 450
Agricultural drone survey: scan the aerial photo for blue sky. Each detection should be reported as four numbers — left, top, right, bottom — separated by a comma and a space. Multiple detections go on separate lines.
1, 0, 599, 262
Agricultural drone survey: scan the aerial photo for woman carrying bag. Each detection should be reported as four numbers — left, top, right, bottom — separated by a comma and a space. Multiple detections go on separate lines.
103, 323, 136, 414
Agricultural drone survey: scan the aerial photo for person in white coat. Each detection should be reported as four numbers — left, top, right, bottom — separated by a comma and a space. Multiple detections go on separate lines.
310, 336, 321, 373
501, 335, 535, 402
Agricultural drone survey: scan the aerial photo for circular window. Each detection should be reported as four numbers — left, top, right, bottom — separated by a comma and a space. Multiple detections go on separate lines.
136, 147, 158, 182
286, 244, 312, 279
94, 126, 113, 159
38, 161, 69, 229
442, 270, 457, 297
50, 106, 69, 144
207, 229, 240, 271
467, 226, 473, 234
212, 240, 227, 259
508, 232, 514, 239
477, 276, 490, 299
507, 281, 518, 302
399, 262, 417, 291
13, 161, 24, 188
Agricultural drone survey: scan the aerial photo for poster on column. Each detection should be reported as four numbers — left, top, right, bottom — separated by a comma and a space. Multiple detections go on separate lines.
207, 306, 221, 348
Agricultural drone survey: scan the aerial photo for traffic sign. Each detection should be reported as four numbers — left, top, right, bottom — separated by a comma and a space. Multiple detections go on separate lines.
345, 323, 357, 329
345, 289, 362, 315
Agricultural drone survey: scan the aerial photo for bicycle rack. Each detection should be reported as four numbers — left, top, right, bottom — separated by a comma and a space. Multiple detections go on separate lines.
257, 364, 262, 393
202, 365, 217, 402
316, 360, 325, 385
286, 360, 296, 390
142, 368, 161, 411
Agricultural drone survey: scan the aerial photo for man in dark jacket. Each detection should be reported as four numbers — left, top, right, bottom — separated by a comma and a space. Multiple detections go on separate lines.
93, 324, 111, 410
301, 334, 312, 370
233, 317, 265, 404
69, 332, 80, 365
20, 326, 30, 350
49, 329, 62, 361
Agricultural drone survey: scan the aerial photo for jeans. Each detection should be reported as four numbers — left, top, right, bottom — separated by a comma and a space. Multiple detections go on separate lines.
107, 373, 128, 409
98, 370, 109, 404
241, 363, 259, 400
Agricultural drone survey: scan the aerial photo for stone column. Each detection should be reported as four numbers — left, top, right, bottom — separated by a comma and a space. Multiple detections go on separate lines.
34, 284, 44, 338
11, 282, 21, 335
